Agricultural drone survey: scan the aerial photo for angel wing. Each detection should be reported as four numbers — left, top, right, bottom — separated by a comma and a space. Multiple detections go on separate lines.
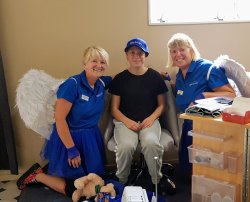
16, 69, 64, 139
214, 55, 250, 97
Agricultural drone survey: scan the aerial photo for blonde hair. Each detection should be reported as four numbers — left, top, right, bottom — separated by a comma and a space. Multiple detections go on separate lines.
167, 33, 200, 69
83, 46, 109, 66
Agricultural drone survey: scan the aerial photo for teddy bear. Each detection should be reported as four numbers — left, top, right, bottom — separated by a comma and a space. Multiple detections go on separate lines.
72, 173, 116, 202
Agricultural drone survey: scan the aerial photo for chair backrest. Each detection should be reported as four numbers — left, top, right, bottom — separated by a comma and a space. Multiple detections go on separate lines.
160, 81, 180, 147
102, 80, 180, 149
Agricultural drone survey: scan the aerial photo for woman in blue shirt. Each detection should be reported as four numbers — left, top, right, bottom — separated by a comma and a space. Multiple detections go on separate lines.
163, 33, 236, 174
17, 46, 112, 198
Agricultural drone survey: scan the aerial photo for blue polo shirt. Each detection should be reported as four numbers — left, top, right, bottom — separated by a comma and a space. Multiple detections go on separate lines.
57, 71, 112, 129
176, 59, 229, 112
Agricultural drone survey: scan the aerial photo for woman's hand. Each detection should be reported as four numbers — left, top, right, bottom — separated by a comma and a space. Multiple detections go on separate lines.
68, 155, 81, 168
67, 146, 81, 168
55, 99, 81, 168
160, 72, 171, 81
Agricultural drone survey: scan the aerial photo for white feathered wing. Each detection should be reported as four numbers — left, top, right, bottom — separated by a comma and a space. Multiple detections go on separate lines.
16, 69, 64, 139
214, 55, 250, 98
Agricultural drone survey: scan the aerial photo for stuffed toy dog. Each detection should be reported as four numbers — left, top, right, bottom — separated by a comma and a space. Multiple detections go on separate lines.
72, 173, 116, 202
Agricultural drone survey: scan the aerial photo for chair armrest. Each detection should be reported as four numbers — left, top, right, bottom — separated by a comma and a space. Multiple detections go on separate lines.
103, 117, 114, 145
101, 92, 115, 145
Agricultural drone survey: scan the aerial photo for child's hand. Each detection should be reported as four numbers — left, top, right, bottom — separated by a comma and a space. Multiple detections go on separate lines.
124, 119, 141, 131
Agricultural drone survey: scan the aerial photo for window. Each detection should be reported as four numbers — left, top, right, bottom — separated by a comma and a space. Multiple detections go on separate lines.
148, 0, 250, 25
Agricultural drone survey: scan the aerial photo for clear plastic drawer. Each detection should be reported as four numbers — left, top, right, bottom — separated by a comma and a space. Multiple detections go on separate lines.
192, 175, 237, 202
188, 145, 242, 173
188, 130, 231, 142
188, 145, 226, 169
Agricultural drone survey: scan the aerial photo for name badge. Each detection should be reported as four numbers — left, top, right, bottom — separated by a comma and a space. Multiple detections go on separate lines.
81, 94, 89, 101
177, 90, 184, 95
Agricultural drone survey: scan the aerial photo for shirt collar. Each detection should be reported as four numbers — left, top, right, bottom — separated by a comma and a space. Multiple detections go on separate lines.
176, 59, 200, 79
80, 71, 102, 92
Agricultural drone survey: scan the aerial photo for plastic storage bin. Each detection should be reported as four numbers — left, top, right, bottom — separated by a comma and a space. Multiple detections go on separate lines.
188, 145, 242, 173
188, 145, 226, 169
222, 105, 250, 124
188, 130, 231, 142
226, 152, 242, 174
192, 175, 237, 202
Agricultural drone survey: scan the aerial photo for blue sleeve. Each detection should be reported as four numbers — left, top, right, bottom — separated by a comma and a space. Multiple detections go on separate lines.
208, 67, 229, 89
57, 77, 77, 103
100, 76, 112, 89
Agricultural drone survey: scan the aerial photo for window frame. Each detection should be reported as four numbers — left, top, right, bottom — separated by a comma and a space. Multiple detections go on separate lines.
148, 0, 250, 25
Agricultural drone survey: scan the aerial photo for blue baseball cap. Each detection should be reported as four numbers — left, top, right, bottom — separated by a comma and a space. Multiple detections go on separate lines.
124, 38, 149, 57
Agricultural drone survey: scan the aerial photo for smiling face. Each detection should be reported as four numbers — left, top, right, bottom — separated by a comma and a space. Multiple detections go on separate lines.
83, 46, 109, 79
126, 46, 146, 68
84, 56, 107, 78
167, 33, 200, 69
169, 45, 193, 70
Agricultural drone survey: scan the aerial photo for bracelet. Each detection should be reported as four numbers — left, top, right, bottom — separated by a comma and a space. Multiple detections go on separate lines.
67, 146, 79, 160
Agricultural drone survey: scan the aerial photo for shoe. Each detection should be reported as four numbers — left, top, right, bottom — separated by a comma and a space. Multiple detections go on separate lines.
16, 163, 43, 190
158, 174, 176, 195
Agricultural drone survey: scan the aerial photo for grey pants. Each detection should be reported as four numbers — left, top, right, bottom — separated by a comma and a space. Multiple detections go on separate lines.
113, 119, 164, 184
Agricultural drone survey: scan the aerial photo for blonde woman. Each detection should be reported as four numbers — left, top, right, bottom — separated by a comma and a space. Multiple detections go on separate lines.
164, 33, 235, 174
17, 46, 112, 198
